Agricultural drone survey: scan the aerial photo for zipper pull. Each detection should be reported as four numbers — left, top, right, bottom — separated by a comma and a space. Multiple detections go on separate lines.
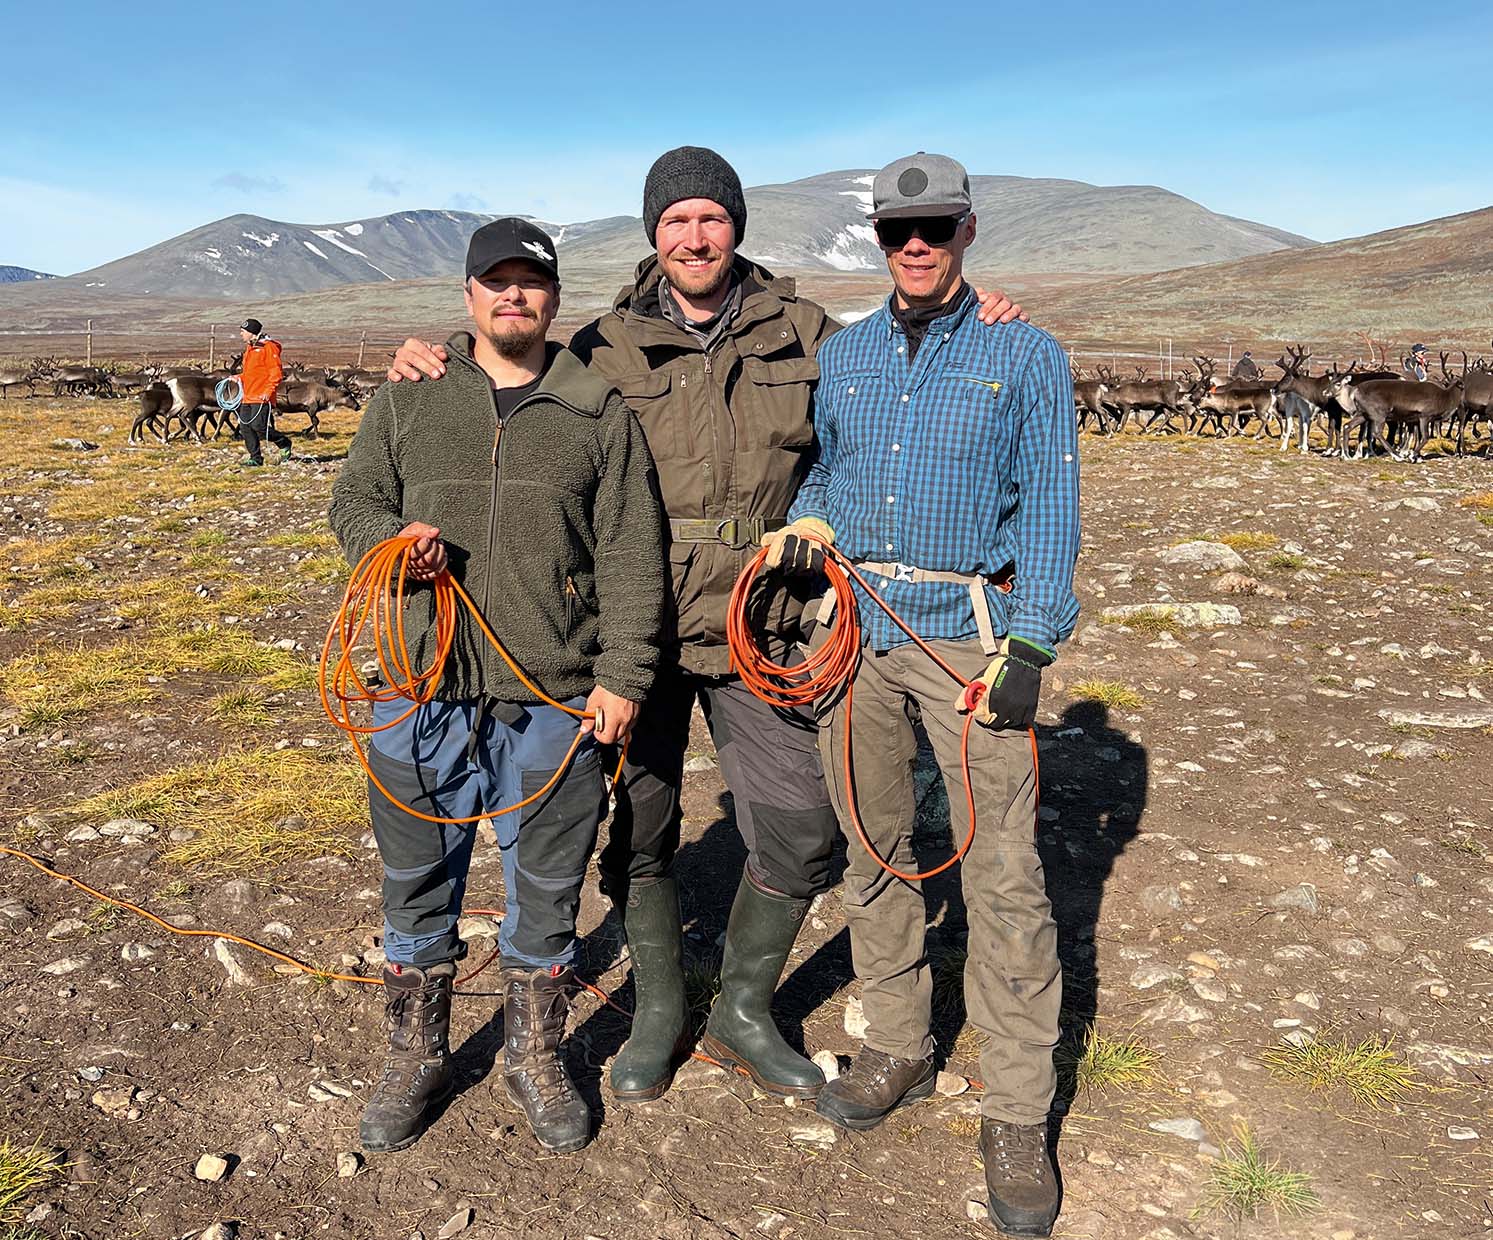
491, 421, 502, 466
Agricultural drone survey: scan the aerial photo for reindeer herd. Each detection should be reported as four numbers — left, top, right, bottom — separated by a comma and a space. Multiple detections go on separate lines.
1073, 343, 1493, 461
0, 356, 384, 445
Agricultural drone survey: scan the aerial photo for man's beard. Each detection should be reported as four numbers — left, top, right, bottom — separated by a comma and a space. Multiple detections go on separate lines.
663, 250, 730, 299
483, 314, 544, 360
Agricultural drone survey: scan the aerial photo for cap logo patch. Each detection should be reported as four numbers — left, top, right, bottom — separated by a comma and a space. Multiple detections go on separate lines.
521, 239, 555, 262
898, 167, 929, 197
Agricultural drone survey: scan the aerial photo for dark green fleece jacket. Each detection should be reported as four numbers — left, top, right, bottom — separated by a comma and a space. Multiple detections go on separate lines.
328, 335, 667, 704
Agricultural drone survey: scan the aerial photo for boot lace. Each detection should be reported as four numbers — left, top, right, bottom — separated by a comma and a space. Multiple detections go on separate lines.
984, 1123, 1050, 1182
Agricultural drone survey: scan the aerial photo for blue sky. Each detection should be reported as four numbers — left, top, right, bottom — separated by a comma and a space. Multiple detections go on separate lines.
5, 0, 1490, 274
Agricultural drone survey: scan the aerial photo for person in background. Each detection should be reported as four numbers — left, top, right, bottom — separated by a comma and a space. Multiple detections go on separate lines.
1230, 349, 1260, 381
236, 317, 292, 466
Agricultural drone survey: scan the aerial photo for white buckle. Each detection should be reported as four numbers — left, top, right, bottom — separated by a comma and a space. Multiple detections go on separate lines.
892, 563, 915, 583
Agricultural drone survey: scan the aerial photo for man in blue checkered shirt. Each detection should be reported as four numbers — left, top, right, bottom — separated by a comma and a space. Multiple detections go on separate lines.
764, 152, 1079, 1238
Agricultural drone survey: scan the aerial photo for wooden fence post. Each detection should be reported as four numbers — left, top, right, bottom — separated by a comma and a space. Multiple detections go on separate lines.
86, 319, 93, 366
357, 330, 367, 369
209, 324, 216, 369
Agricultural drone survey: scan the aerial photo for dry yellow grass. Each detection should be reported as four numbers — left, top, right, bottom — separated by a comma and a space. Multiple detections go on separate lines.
1071, 680, 1145, 709
68, 747, 365, 874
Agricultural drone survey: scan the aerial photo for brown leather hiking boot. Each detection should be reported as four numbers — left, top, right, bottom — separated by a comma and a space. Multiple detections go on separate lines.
360, 961, 456, 1153
500, 966, 591, 1153
979, 1119, 1060, 1236
814, 1047, 936, 1131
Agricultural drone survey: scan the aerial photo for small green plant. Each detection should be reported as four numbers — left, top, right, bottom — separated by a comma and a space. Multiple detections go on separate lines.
1071, 680, 1144, 710
682, 958, 722, 1030
1193, 1125, 1318, 1222
1262, 1031, 1417, 1107
1058, 1027, 1159, 1094
0, 1140, 60, 1227
209, 688, 274, 728
1213, 530, 1279, 552
1101, 609, 1176, 637
1264, 550, 1308, 571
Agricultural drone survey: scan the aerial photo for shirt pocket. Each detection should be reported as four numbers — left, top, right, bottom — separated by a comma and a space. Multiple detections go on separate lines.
830, 367, 886, 458
740, 356, 819, 450
617, 370, 680, 457
938, 370, 1010, 462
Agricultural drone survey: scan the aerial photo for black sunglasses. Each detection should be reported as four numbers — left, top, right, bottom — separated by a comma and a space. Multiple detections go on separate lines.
873, 213, 967, 249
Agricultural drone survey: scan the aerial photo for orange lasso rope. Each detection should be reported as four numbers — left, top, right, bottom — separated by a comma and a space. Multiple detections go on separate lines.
320, 534, 627, 824
726, 538, 1039, 883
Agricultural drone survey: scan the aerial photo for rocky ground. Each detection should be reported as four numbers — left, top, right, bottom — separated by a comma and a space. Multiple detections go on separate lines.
1, 399, 1491, 1240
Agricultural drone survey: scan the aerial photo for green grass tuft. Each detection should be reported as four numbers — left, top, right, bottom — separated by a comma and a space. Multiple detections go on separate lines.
0, 1140, 61, 1227
1264, 550, 1308, 571
1058, 1028, 1159, 1094
1193, 1125, 1318, 1222
1101, 609, 1176, 637
1071, 680, 1145, 710
1262, 1031, 1417, 1108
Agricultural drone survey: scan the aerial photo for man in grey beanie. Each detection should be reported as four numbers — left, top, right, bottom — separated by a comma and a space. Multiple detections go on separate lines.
384, 146, 1027, 1112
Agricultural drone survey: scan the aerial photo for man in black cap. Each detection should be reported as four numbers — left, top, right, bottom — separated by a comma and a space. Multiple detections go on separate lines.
384, 150, 1025, 1110
329, 218, 668, 1156
1231, 349, 1260, 381
1405, 343, 1430, 381
236, 317, 292, 465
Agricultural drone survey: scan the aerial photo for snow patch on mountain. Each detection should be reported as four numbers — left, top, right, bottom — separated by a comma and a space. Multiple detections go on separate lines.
311, 229, 394, 280
243, 231, 280, 248
819, 224, 878, 272
303, 240, 329, 260
344, 222, 364, 236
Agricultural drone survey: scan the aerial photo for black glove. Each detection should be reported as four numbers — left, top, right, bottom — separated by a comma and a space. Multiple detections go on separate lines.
957, 636, 1054, 731
762, 518, 834, 576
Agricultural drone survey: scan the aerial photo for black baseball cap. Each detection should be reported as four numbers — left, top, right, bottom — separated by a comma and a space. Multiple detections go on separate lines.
465, 218, 559, 284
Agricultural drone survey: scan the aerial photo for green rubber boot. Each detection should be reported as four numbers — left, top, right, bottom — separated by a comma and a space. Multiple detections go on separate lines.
700, 873, 824, 1099
609, 877, 690, 1102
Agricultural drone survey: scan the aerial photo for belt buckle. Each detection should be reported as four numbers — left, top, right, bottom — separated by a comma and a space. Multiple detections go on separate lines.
892, 562, 915, 583
715, 518, 753, 551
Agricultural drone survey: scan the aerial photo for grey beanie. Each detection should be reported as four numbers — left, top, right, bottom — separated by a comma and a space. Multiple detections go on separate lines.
642, 146, 746, 246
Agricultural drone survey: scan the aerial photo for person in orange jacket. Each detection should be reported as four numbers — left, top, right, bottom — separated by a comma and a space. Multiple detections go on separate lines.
237, 317, 292, 466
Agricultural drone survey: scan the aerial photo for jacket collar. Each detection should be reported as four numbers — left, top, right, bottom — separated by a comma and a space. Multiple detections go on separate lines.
875, 282, 977, 340
443, 333, 614, 418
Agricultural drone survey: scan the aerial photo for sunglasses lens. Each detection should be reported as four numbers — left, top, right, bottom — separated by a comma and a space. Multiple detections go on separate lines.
874, 215, 961, 247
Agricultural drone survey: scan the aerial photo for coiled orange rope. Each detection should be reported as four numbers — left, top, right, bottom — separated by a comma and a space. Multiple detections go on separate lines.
726, 538, 1039, 882
320, 534, 626, 823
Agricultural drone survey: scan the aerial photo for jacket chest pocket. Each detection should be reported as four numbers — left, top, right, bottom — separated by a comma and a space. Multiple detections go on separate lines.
830, 368, 890, 458
935, 371, 1011, 462
618, 370, 682, 458
739, 356, 819, 450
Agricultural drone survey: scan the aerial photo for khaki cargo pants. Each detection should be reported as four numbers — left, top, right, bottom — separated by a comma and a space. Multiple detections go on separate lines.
818, 637, 1061, 1124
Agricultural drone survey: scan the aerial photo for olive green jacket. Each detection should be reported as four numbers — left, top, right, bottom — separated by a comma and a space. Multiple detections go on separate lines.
570, 256, 839, 675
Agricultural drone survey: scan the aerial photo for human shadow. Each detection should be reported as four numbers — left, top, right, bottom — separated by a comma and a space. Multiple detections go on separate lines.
1037, 700, 1147, 1118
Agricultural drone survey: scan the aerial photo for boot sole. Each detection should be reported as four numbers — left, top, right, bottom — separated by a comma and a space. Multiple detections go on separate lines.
985, 1204, 1056, 1238
815, 1074, 936, 1131
699, 1033, 823, 1100
609, 1036, 695, 1104
360, 1081, 454, 1154
502, 1077, 592, 1153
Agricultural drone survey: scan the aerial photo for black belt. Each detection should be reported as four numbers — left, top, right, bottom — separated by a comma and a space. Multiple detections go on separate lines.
669, 517, 786, 550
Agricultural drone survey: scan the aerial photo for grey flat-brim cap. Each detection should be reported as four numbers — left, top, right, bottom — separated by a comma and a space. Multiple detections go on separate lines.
868, 152, 971, 220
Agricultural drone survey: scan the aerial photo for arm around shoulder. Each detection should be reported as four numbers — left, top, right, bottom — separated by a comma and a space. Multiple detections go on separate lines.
328, 384, 407, 567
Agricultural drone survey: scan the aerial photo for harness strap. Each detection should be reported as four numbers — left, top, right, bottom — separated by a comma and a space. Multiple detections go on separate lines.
669, 517, 786, 550
816, 560, 1016, 656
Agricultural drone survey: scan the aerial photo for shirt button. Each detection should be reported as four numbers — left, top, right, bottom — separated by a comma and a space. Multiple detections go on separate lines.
943, 332, 950, 339
886, 495, 896, 504
901, 394, 909, 402
891, 443, 901, 452
848, 386, 856, 395
896, 346, 905, 354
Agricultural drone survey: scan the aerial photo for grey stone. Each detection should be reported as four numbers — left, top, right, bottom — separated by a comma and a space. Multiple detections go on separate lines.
1270, 883, 1319, 915
1377, 706, 1493, 729
682, 755, 718, 773
1466, 936, 1493, 955
120, 942, 156, 961
1140, 885, 1185, 916
194, 1153, 230, 1182
1390, 739, 1441, 760
1102, 602, 1242, 628
788, 1119, 838, 1148
40, 956, 87, 975
1191, 978, 1228, 1003
843, 995, 869, 1039
65, 825, 102, 843
1160, 542, 1247, 573
1130, 964, 1184, 990
437, 1208, 474, 1239
1330, 937, 1371, 957
1148, 1117, 1207, 1142
217, 879, 255, 913
46, 918, 89, 940
98, 817, 154, 838
336, 1152, 363, 1177
212, 938, 254, 986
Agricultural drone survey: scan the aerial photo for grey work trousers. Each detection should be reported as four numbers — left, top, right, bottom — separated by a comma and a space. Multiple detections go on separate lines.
818, 637, 1061, 1124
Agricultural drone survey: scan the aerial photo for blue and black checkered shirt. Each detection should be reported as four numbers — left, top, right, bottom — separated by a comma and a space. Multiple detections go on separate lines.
790, 286, 1080, 652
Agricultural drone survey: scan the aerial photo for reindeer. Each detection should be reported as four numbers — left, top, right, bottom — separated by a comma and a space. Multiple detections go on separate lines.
1073, 377, 1112, 434
274, 381, 360, 438
1104, 374, 1186, 434
1343, 377, 1464, 461
1195, 381, 1278, 438
1455, 341, 1493, 456
1271, 346, 1353, 453
52, 365, 111, 397
0, 363, 39, 399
